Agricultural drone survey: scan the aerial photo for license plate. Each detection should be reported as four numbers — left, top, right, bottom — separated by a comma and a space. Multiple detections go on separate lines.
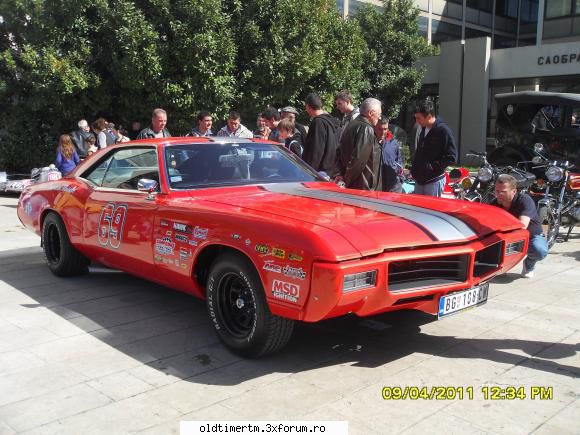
438, 282, 489, 319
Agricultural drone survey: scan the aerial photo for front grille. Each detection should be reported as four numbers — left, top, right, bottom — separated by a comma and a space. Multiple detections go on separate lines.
474, 242, 503, 277
387, 254, 469, 292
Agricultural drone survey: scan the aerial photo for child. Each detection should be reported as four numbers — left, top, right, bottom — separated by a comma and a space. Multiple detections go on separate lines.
277, 118, 303, 158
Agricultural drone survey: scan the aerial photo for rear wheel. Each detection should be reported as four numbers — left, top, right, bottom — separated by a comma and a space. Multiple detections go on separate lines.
206, 252, 294, 357
42, 213, 89, 276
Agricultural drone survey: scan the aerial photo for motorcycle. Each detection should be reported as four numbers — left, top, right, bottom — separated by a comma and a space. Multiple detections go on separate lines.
531, 144, 580, 249
459, 151, 536, 203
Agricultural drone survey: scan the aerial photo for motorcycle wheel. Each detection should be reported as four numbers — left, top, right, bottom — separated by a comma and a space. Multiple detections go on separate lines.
538, 204, 559, 249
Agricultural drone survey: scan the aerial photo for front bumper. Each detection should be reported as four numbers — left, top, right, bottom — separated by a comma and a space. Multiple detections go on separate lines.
300, 229, 528, 322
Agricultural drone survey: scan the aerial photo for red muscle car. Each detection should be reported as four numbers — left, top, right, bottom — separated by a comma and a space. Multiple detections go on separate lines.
18, 137, 529, 357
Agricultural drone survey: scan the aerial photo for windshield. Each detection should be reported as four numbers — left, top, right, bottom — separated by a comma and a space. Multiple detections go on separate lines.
164, 142, 323, 189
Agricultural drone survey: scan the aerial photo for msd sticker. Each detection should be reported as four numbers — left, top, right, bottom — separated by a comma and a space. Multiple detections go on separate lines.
271, 280, 300, 303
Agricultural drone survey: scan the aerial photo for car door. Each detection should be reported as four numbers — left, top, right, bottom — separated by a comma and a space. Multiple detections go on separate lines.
81, 146, 160, 276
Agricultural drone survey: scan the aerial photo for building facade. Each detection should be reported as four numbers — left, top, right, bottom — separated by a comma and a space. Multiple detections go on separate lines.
338, 0, 580, 160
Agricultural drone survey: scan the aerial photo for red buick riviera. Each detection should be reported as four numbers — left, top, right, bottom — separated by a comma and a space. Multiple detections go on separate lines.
18, 137, 528, 357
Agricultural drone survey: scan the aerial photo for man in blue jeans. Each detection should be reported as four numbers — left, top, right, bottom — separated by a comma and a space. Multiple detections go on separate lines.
492, 174, 548, 278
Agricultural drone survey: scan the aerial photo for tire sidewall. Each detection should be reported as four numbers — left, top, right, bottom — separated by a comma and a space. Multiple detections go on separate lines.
206, 255, 270, 356
42, 213, 66, 272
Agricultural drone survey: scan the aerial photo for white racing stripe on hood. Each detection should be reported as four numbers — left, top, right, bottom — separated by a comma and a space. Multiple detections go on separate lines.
262, 183, 476, 242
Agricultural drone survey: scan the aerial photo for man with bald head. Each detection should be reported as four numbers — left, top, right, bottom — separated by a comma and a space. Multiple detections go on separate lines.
336, 97, 382, 190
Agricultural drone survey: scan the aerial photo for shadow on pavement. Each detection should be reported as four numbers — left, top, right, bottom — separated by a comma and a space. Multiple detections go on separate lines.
1, 246, 578, 386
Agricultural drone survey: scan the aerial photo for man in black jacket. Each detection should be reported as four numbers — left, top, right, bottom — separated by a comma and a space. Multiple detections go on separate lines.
336, 98, 382, 190
137, 108, 171, 139
303, 93, 340, 176
411, 100, 457, 196
70, 119, 95, 159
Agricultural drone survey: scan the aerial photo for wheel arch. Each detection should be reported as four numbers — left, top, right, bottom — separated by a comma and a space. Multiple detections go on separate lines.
193, 244, 259, 291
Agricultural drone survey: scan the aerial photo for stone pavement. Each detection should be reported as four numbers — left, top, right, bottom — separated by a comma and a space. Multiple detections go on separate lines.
0, 194, 578, 435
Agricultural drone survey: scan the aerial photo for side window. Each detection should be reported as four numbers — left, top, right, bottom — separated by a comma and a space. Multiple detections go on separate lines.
84, 155, 113, 186
100, 148, 159, 190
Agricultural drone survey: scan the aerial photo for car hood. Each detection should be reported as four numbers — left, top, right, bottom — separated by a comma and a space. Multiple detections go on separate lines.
200, 182, 524, 256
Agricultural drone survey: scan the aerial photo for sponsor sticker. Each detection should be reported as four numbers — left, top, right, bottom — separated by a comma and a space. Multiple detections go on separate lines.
194, 226, 208, 239
232, 234, 241, 240
263, 262, 282, 274
173, 222, 192, 233
179, 247, 192, 260
160, 219, 169, 227
166, 230, 172, 236
175, 234, 188, 243
155, 237, 175, 255
188, 239, 198, 247
271, 280, 300, 303
283, 265, 306, 280
245, 238, 251, 246
288, 253, 303, 262
180, 263, 187, 269
24, 201, 33, 216
54, 184, 77, 193
272, 248, 285, 259
255, 244, 270, 255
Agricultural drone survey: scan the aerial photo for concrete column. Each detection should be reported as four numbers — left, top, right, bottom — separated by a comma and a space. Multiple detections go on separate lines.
437, 40, 464, 160
460, 37, 491, 161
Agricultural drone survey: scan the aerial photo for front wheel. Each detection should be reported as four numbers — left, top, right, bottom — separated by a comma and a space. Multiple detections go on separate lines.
538, 204, 559, 249
42, 212, 89, 276
206, 252, 294, 357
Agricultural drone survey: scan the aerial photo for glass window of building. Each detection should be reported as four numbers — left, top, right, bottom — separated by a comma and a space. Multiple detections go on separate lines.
545, 0, 573, 18
418, 16, 428, 38
466, 0, 493, 12
431, 19, 462, 45
496, 0, 519, 17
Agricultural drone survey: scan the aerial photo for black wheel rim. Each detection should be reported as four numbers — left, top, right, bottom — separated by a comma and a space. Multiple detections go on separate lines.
216, 272, 256, 339
45, 223, 61, 265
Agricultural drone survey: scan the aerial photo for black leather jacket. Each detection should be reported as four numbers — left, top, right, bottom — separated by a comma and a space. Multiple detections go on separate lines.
70, 129, 95, 158
337, 116, 381, 190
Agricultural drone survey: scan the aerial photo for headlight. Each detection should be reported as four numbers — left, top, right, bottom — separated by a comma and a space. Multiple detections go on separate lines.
506, 240, 525, 256
343, 270, 377, 293
461, 177, 473, 189
477, 167, 493, 183
546, 166, 564, 182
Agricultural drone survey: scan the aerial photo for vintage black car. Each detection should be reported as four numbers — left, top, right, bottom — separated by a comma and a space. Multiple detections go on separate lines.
489, 91, 580, 168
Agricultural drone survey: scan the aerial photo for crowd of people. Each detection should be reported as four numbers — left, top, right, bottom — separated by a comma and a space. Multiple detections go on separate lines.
53, 91, 545, 277
58, 91, 459, 196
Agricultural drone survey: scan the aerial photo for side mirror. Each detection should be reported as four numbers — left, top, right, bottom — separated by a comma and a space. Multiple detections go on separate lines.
138, 178, 158, 194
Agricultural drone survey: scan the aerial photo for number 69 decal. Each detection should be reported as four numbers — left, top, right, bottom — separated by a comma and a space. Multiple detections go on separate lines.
98, 203, 128, 249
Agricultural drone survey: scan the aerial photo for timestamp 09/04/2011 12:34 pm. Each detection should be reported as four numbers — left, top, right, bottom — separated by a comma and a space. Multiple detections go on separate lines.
381, 385, 554, 401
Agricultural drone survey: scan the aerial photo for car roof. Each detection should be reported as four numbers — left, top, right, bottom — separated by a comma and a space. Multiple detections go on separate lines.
495, 91, 580, 106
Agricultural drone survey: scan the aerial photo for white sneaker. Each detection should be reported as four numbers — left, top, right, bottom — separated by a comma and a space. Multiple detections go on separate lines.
521, 264, 534, 278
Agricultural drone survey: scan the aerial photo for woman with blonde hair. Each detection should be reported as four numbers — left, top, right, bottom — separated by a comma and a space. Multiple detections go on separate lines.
55, 134, 80, 175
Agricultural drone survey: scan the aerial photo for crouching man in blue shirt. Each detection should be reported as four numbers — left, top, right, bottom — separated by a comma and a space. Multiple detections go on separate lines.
492, 174, 548, 278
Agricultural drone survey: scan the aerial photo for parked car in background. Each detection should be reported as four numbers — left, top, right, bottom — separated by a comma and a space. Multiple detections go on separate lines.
489, 91, 580, 169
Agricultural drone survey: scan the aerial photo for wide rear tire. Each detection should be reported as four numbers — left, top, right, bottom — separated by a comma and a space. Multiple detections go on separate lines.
206, 252, 294, 358
42, 213, 89, 276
